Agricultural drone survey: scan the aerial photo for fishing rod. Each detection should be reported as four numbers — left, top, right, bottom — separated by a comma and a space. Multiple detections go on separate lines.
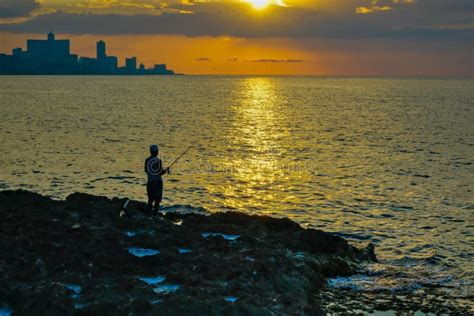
167, 144, 193, 170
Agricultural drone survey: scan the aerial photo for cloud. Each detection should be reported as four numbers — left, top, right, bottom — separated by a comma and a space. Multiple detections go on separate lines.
0, 0, 40, 18
0, 1, 472, 41
58, 0, 162, 15
355, 0, 413, 14
202, 58, 303, 63
356, 6, 392, 14
248, 59, 304, 63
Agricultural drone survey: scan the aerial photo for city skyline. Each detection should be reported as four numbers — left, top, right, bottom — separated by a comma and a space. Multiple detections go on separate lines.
0, 32, 176, 75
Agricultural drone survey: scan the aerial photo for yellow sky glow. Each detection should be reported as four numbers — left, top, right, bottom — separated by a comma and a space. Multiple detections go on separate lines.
249, 0, 269, 9
248, 0, 286, 9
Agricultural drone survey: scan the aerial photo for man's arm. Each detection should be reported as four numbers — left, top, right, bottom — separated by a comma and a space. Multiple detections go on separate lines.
158, 159, 169, 176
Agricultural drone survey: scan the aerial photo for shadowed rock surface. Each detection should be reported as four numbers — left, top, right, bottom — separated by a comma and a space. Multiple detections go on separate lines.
0, 190, 377, 315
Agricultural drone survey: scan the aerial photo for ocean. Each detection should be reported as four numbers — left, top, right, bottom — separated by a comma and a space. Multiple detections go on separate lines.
0, 76, 472, 304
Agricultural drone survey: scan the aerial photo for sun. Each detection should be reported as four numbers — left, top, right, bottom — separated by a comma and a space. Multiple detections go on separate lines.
249, 0, 270, 9
248, 0, 286, 10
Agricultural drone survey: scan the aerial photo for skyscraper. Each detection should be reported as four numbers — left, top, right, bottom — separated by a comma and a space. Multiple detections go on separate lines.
125, 57, 137, 74
27, 32, 70, 58
97, 40, 106, 60
22, 32, 77, 74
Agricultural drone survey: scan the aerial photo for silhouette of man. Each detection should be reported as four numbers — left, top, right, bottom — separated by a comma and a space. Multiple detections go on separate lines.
144, 145, 169, 217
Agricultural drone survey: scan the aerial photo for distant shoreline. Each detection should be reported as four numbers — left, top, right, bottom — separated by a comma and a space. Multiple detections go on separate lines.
0, 73, 185, 76
1, 74, 471, 79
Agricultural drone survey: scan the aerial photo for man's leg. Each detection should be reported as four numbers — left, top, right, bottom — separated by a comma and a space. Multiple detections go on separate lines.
147, 198, 154, 216
153, 202, 160, 217
154, 178, 163, 218
147, 182, 154, 216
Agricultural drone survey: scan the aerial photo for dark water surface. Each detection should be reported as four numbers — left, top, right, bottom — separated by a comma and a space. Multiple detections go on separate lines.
0, 76, 472, 305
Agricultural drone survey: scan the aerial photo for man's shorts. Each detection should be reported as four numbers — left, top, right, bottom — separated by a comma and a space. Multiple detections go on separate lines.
147, 179, 163, 202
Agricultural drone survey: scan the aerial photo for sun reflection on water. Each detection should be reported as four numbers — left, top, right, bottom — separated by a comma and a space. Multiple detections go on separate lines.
208, 78, 302, 212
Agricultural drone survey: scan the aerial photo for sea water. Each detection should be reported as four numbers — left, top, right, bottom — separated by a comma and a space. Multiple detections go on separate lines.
0, 76, 472, 303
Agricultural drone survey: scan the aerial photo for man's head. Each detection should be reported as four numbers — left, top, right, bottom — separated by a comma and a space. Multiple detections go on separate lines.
150, 144, 159, 156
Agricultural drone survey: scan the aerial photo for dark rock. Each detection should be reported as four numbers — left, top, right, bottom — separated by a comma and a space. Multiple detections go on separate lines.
0, 190, 378, 315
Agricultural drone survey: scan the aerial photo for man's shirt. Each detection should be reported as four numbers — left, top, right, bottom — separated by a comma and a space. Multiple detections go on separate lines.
144, 156, 165, 183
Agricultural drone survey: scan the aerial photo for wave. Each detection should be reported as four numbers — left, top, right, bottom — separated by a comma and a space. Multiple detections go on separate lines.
327, 254, 464, 293
161, 204, 209, 215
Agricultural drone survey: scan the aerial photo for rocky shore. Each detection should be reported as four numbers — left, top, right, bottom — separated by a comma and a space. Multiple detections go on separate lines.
0, 190, 378, 315
0, 190, 470, 315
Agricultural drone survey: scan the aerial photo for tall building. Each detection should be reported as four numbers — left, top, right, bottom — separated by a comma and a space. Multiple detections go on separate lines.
125, 57, 137, 73
27, 32, 70, 59
97, 41, 106, 60
106, 56, 118, 72
20, 32, 78, 74
0, 53, 14, 73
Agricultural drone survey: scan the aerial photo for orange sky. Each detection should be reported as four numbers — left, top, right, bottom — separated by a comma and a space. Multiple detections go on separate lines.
0, 0, 472, 76
1, 32, 471, 76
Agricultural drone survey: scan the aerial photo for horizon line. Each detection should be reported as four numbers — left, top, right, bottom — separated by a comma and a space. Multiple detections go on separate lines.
0, 74, 472, 79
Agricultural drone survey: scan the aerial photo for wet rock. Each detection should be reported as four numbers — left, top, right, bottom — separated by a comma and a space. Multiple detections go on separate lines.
0, 190, 379, 315
13, 284, 75, 315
